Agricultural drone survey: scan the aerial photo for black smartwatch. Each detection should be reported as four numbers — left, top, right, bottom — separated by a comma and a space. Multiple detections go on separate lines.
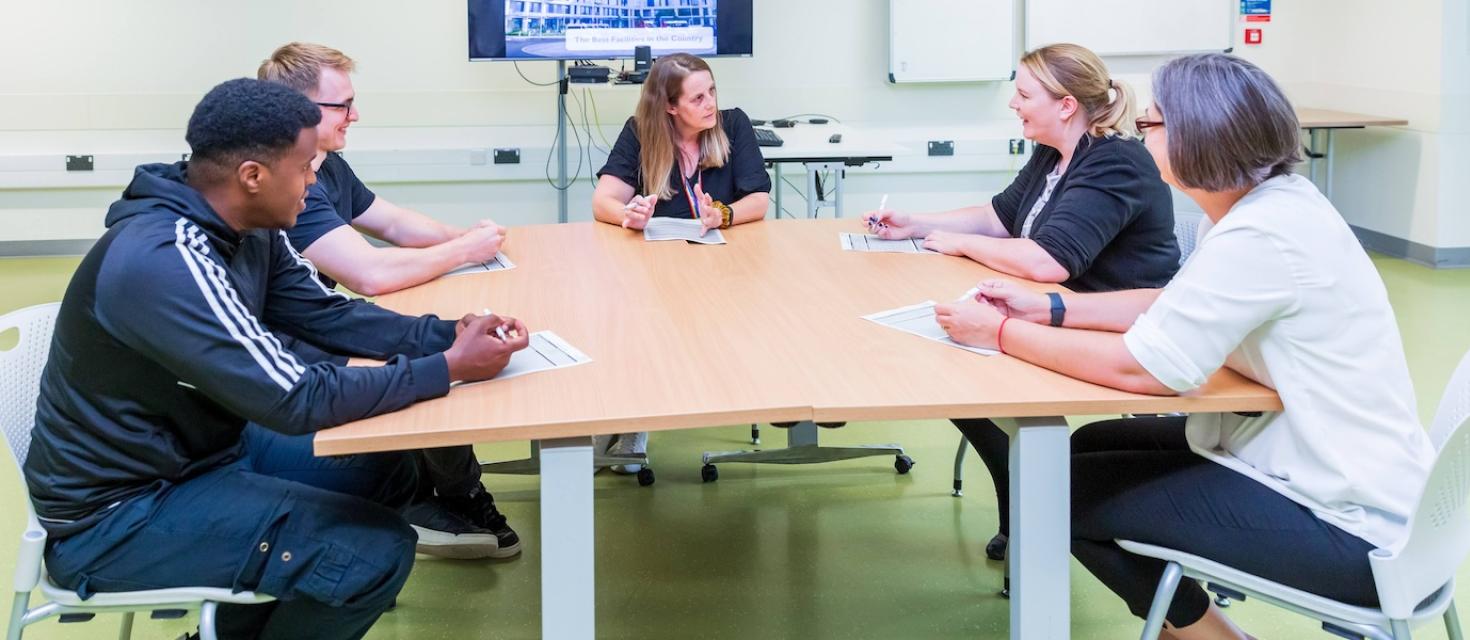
1047, 292, 1065, 327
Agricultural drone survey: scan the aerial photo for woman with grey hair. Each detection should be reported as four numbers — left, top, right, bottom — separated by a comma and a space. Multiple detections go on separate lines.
933, 53, 1433, 638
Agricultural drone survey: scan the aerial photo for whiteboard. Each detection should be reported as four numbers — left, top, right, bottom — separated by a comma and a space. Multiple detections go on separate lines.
889, 0, 1016, 83
1025, 0, 1235, 57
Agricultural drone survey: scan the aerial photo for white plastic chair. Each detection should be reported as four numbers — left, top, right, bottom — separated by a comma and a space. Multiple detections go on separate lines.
1120, 349, 1470, 640
1, 303, 273, 640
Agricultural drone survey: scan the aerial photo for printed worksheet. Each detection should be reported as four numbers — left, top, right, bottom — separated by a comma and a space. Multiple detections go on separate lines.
454, 330, 592, 387
442, 252, 516, 277
644, 218, 726, 244
839, 233, 937, 254
862, 298, 997, 356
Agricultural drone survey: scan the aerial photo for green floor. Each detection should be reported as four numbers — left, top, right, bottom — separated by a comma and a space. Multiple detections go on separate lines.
1, 254, 1468, 639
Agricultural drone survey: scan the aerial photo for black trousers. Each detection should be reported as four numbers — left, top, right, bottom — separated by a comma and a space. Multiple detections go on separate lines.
1064, 416, 1380, 627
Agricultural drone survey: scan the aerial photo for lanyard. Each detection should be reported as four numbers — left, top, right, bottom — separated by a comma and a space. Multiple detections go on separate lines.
679, 165, 703, 220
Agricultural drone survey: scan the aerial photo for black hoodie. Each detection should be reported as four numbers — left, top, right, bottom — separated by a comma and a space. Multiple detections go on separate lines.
25, 162, 455, 537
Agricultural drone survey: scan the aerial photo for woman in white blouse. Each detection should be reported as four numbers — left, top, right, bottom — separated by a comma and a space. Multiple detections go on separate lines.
934, 53, 1434, 639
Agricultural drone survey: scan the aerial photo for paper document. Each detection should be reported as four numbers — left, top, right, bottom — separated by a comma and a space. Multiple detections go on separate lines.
840, 233, 937, 254
644, 218, 726, 244
863, 300, 997, 356
442, 252, 516, 278
454, 330, 592, 387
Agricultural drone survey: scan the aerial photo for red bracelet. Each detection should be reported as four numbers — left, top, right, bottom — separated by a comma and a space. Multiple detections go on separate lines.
997, 316, 1011, 354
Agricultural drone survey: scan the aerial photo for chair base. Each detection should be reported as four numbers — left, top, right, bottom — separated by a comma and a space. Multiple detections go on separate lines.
698, 421, 913, 482
480, 441, 655, 486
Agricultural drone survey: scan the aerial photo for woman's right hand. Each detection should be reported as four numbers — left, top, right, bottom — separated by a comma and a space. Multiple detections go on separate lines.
621, 195, 658, 230
974, 280, 1053, 325
861, 209, 919, 240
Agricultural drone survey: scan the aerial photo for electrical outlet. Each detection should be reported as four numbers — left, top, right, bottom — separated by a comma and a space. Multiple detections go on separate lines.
493, 148, 521, 164
65, 155, 94, 171
1008, 139, 1026, 155
927, 140, 955, 157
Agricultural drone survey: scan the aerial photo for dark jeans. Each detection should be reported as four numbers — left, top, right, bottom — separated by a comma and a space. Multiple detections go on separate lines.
242, 424, 482, 499
1069, 416, 1379, 628
45, 428, 421, 640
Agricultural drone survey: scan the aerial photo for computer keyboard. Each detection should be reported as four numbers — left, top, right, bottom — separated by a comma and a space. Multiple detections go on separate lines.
753, 127, 784, 147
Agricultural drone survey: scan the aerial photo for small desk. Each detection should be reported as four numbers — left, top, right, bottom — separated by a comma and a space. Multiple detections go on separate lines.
317, 219, 1279, 640
1296, 108, 1408, 200
757, 123, 897, 219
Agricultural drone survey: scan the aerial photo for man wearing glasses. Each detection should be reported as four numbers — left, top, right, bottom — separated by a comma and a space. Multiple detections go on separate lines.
255, 42, 519, 563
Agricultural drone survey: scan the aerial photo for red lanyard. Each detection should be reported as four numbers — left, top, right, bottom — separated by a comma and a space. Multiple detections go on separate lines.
679, 166, 703, 220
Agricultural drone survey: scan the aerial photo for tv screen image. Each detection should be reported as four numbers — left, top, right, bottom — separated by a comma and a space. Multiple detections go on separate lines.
469, 0, 753, 61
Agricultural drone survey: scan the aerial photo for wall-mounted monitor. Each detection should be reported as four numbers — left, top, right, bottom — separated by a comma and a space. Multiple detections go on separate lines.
469, 0, 753, 61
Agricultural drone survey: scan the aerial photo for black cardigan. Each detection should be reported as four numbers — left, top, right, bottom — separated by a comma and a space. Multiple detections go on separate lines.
992, 134, 1179, 293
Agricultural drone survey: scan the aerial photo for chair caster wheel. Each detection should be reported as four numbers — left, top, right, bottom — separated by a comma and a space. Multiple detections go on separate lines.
637, 467, 655, 486
701, 464, 719, 483
895, 455, 915, 474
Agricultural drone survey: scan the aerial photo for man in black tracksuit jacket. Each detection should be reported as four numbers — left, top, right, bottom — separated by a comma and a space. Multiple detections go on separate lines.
23, 79, 526, 640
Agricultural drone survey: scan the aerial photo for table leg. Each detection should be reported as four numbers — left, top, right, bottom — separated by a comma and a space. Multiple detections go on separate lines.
540, 436, 595, 639
996, 416, 1071, 640
1308, 128, 1320, 185
773, 163, 783, 219
1325, 129, 1336, 201
805, 163, 819, 219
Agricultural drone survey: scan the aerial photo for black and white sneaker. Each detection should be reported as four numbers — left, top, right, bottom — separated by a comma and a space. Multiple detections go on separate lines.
404, 483, 521, 559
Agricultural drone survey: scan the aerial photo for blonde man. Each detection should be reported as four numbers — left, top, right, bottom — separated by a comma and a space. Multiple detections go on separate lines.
256, 42, 519, 561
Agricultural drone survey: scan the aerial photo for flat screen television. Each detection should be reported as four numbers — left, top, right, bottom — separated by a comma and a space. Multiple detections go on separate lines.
469, 0, 753, 61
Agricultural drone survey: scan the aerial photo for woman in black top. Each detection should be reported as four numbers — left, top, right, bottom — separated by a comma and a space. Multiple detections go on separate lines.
867, 44, 1180, 560
591, 52, 772, 472
594, 52, 771, 233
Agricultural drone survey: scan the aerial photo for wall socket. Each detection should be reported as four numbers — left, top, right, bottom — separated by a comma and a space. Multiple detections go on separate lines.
65, 155, 94, 171
493, 148, 521, 164
1008, 139, 1026, 155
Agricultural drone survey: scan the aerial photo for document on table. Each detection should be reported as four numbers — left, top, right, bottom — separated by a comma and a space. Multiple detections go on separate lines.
454, 330, 592, 387
863, 295, 997, 356
644, 218, 726, 244
442, 252, 516, 277
839, 233, 937, 254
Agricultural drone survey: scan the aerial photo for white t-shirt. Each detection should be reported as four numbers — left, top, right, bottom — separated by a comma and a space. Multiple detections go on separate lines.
1123, 174, 1433, 549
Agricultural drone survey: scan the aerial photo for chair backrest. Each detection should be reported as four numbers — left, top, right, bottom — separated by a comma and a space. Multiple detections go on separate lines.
1369, 347, 1470, 618
1174, 211, 1204, 266
1428, 350, 1470, 450
0, 303, 61, 469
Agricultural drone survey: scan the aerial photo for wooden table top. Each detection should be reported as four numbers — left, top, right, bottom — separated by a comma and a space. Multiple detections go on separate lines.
1297, 107, 1408, 129
315, 219, 1280, 456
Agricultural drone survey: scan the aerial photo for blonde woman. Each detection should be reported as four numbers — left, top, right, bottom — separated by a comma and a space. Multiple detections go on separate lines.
592, 52, 772, 470
869, 44, 1180, 561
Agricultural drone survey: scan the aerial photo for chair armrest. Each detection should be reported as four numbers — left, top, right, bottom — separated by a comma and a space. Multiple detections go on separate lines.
12, 510, 46, 594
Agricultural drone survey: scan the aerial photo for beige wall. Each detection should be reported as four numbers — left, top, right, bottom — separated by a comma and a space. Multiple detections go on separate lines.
0, 0, 1462, 258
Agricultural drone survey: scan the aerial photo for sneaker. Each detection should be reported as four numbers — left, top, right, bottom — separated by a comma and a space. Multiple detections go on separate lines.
404, 483, 521, 559
606, 432, 648, 475
985, 532, 1008, 561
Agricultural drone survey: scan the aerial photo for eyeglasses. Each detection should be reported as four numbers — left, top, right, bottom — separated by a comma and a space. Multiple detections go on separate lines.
1135, 118, 1164, 132
315, 99, 355, 112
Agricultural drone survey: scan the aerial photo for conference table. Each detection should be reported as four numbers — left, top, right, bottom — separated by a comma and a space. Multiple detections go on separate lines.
1296, 107, 1409, 201
314, 218, 1280, 639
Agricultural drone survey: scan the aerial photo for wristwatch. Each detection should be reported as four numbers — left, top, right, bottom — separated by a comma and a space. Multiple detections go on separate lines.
713, 200, 733, 229
1047, 292, 1065, 327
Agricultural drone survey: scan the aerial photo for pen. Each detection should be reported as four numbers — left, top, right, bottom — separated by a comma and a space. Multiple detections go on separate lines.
482, 308, 510, 341
871, 194, 889, 233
